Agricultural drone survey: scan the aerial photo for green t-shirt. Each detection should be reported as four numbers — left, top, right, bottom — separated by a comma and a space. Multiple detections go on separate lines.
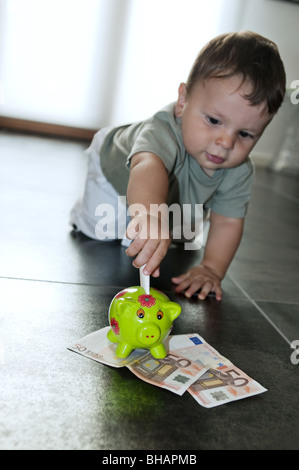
100, 102, 254, 219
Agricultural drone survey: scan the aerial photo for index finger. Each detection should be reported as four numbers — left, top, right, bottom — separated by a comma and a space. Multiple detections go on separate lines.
135, 240, 168, 276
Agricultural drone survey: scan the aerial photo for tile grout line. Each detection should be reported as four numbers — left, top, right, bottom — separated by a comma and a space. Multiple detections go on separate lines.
1, 275, 296, 347
0, 275, 126, 289
253, 298, 299, 307
228, 273, 294, 348
0, 275, 177, 296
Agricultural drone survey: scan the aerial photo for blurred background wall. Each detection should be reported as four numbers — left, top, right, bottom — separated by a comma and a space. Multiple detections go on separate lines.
0, 0, 298, 164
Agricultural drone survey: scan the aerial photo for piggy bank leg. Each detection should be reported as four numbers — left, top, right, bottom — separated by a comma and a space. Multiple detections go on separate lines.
107, 328, 118, 343
150, 343, 167, 359
116, 342, 134, 358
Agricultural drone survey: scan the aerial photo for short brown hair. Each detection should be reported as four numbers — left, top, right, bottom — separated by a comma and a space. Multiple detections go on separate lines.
186, 31, 286, 115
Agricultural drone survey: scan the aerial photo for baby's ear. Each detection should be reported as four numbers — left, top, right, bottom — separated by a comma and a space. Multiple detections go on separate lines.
163, 301, 182, 321
115, 297, 137, 316
174, 83, 187, 117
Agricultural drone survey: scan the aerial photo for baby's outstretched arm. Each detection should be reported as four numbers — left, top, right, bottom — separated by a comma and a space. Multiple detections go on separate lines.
125, 152, 172, 277
172, 212, 244, 300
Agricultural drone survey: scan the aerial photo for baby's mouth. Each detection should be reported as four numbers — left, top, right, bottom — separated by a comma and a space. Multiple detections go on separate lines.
206, 153, 225, 164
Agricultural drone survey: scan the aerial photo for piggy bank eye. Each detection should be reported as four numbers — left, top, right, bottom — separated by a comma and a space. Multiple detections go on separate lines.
157, 311, 163, 320
137, 309, 145, 319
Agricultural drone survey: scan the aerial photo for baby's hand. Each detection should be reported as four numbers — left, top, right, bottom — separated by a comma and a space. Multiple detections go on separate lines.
125, 213, 171, 277
172, 265, 222, 301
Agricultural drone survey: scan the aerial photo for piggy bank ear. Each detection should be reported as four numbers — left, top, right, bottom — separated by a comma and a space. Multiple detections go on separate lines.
163, 301, 181, 321
115, 298, 136, 316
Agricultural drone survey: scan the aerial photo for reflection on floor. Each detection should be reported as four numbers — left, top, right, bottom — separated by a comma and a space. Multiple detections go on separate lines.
0, 131, 298, 450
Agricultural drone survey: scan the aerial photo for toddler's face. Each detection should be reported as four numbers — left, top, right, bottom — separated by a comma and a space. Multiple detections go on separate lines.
174, 76, 271, 176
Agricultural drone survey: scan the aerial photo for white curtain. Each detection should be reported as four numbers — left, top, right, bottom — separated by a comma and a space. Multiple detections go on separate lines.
0, 0, 244, 129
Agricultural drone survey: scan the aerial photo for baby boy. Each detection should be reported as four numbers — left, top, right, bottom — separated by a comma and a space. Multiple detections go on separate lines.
71, 31, 286, 300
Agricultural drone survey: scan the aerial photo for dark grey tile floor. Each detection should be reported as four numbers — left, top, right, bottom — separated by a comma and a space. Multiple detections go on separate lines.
1, 131, 299, 450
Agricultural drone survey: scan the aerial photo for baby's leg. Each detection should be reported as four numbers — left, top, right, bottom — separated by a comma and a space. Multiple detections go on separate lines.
70, 129, 129, 241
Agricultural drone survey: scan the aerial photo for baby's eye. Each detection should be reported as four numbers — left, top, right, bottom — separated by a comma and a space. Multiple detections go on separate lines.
239, 130, 254, 139
207, 116, 220, 126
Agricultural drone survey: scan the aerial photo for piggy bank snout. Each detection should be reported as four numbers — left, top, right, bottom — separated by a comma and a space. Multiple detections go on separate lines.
136, 322, 161, 345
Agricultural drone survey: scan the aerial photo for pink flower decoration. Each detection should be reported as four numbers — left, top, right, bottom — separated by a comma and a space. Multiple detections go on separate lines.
110, 317, 120, 335
138, 294, 156, 308
115, 289, 128, 299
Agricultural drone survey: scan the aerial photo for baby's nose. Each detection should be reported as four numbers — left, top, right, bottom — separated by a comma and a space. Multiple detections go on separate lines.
216, 132, 235, 150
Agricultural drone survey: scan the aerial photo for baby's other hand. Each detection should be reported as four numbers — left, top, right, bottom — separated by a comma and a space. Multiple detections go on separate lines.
172, 265, 222, 301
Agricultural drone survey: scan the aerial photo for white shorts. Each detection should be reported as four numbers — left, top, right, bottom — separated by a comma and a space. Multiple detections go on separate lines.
70, 127, 130, 242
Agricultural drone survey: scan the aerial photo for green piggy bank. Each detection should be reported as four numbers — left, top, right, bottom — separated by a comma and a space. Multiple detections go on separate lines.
107, 287, 181, 359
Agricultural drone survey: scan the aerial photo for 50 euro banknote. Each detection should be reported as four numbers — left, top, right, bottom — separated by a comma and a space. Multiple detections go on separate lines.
68, 328, 267, 407
68, 327, 206, 395
168, 333, 267, 408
